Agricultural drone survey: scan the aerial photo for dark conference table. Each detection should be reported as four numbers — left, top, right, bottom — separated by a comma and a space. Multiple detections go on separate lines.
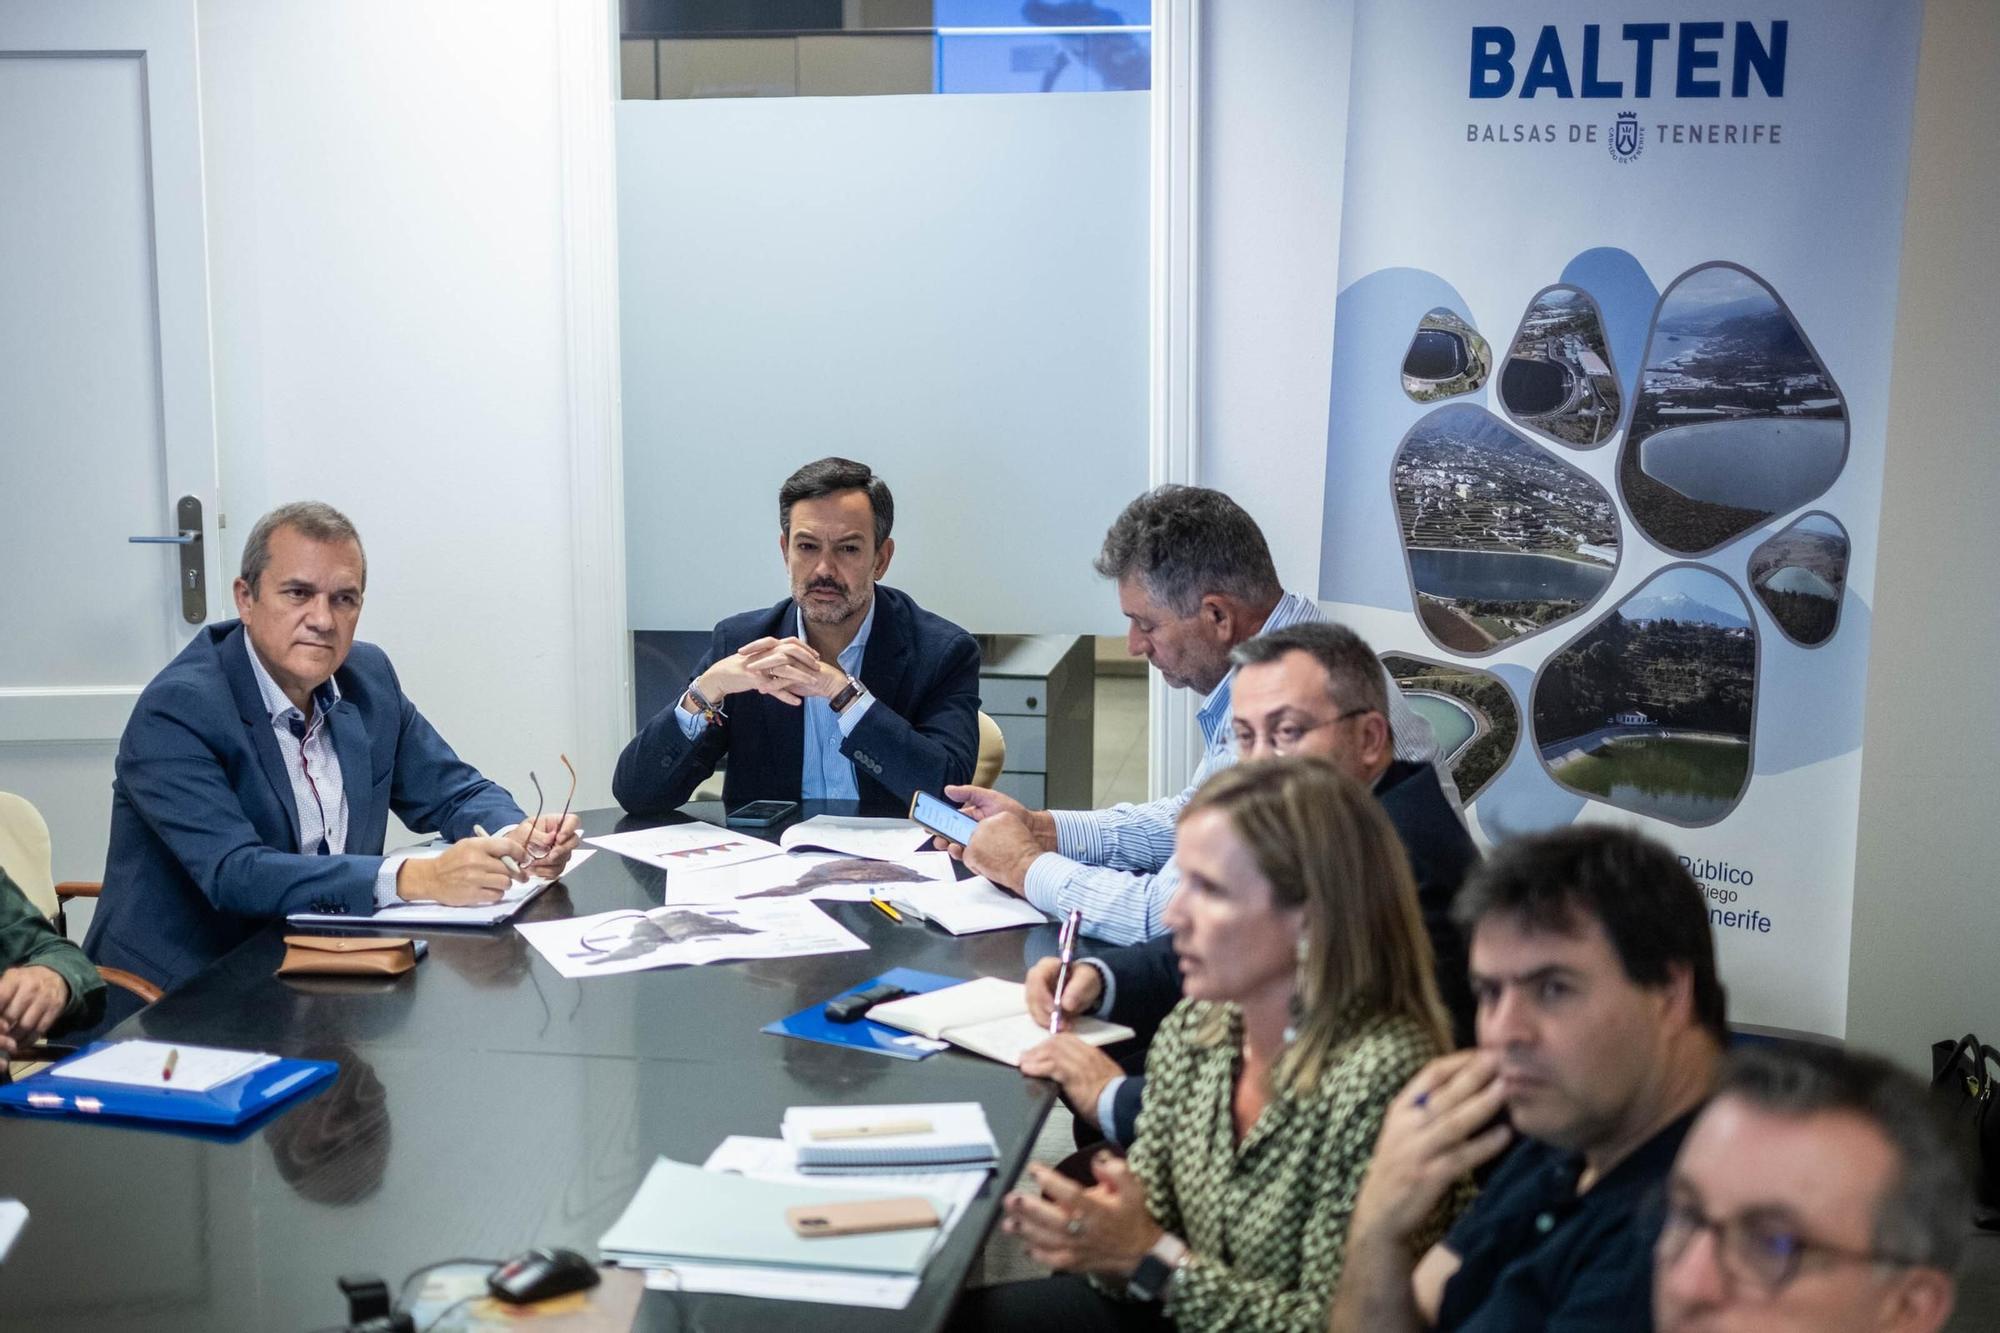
0, 804, 1062, 1332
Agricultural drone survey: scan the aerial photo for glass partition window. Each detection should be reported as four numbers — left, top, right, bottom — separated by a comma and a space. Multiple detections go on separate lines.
620, 0, 1152, 98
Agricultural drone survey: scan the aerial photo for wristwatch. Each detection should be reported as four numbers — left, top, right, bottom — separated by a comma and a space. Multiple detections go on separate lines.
1126, 1234, 1190, 1303
828, 673, 866, 715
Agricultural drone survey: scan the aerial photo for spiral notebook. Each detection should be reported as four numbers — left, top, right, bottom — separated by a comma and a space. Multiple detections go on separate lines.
780, 1102, 997, 1172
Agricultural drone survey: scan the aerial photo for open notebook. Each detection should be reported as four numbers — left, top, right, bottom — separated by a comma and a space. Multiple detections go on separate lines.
866, 976, 1133, 1067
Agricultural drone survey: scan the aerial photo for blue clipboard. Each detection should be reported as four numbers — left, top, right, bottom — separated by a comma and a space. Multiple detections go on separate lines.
0, 1042, 338, 1130
761, 967, 966, 1061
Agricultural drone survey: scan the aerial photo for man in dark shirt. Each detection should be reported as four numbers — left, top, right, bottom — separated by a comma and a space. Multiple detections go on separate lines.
1018, 622, 1479, 1145
0, 870, 104, 1070
1330, 825, 1726, 1333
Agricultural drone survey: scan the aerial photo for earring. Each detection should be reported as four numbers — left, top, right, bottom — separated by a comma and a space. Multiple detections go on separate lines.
1284, 934, 1309, 1043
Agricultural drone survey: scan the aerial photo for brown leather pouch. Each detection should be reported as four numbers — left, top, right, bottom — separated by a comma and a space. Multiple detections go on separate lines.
277, 934, 421, 978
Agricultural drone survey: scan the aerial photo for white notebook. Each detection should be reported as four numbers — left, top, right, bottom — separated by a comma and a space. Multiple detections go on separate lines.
866, 977, 1134, 1067
781, 1102, 998, 1171
875, 878, 1048, 935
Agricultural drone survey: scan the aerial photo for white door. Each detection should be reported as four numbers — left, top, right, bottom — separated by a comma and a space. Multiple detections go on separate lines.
0, 0, 222, 893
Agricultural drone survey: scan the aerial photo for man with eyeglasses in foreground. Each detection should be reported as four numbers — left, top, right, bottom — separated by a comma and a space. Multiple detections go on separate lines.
1019, 622, 1480, 1147
1654, 1042, 1965, 1333
85, 502, 577, 1024
1329, 825, 1725, 1333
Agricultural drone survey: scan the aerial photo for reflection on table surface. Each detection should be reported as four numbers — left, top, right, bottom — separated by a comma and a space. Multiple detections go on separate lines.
0, 803, 1059, 1333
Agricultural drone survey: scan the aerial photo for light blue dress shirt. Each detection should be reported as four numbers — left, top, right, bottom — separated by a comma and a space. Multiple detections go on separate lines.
675, 596, 878, 800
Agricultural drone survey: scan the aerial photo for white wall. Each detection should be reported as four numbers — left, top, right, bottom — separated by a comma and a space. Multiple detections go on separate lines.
1845, 0, 2000, 1067
189, 0, 621, 857
1194, 0, 2000, 1069
617, 92, 1149, 636
1194, 0, 1354, 590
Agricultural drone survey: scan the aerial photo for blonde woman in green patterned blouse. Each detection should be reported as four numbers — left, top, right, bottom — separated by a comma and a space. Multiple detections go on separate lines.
951, 756, 1463, 1333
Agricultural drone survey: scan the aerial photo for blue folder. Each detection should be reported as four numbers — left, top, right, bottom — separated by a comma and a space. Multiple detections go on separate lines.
762, 967, 967, 1061
0, 1042, 338, 1130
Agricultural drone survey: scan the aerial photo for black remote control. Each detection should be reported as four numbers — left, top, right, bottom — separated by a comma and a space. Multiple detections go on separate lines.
824, 981, 911, 1023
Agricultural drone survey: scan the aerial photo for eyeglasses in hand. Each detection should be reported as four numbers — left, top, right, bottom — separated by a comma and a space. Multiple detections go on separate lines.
520, 754, 577, 867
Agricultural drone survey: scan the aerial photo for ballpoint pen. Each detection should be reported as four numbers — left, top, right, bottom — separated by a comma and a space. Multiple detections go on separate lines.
473, 824, 524, 878
1047, 908, 1084, 1035
161, 1048, 180, 1083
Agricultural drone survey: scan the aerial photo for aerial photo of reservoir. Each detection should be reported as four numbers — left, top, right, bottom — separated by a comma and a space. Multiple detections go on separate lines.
1394, 403, 1619, 653
1499, 286, 1622, 448
1620, 264, 1847, 554
1534, 565, 1757, 826
1382, 653, 1520, 802
1747, 512, 1849, 645
1401, 307, 1492, 403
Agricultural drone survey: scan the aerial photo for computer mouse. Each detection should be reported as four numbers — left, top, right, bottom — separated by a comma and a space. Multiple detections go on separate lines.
487, 1246, 601, 1305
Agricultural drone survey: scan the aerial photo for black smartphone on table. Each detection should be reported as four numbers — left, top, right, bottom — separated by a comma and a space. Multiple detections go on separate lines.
726, 799, 798, 827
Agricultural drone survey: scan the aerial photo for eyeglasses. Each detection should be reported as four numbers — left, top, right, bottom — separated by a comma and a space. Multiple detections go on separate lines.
1230, 707, 1376, 756
521, 754, 576, 867
1652, 1187, 1920, 1295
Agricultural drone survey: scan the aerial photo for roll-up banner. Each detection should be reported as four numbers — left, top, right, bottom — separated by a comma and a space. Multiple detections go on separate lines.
1319, 3, 1922, 1038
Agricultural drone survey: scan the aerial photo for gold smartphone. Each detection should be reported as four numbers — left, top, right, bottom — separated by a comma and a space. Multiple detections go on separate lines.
786, 1196, 942, 1238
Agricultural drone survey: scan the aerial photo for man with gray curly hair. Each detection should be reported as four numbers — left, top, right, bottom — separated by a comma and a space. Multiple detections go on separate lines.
942, 484, 1453, 945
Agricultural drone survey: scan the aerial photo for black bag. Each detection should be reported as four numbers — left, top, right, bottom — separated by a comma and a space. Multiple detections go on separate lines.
1930, 1033, 2000, 1228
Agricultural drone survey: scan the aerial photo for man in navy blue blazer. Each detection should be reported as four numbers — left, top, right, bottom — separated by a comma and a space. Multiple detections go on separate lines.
614, 458, 980, 820
1018, 622, 1480, 1148
84, 502, 579, 1009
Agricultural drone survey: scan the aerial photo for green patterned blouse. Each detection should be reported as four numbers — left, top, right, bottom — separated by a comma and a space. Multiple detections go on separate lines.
1112, 1000, 1454, 1333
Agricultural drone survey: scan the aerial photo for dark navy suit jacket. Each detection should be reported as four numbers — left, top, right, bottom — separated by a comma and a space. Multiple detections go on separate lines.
84, 622, 521, 996
613, 585, 980, 819
1093, 759, 1480, 1145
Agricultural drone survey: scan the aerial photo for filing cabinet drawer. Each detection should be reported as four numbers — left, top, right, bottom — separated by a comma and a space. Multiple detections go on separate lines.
993, 771, 1045, 809
981, 677, 1047, 716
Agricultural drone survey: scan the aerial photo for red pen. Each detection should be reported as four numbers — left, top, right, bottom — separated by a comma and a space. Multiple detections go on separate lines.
161, 1048, 180, 1083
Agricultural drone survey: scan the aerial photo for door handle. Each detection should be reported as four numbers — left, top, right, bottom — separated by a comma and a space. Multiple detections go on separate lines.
128, 495, 207, 625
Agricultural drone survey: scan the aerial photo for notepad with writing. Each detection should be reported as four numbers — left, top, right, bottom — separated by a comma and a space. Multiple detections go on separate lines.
865, 976, 1134, 1067
781, 1102, 997, 1172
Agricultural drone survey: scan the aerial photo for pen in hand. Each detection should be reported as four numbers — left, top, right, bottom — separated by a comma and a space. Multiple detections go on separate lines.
472, 824, 523, 878
1047, 909, 1083, 1035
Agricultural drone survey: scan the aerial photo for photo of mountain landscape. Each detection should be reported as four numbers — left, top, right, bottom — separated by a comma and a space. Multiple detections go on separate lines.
1534, 565, 1757, 826
1393, 403, 1619, 654
1381, 653, 1519, 802
1747, 512, 1849, 646
1498, 285, 1622, 448
1619, 264, 1848, 554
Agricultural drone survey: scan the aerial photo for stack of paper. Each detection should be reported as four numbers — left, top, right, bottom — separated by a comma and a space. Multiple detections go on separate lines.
867, 976, 1135, 1066
625, 1138, 987, 1310
49, 1040, 278, 1093
874, 876, 1048, 934
599, 1156, 950, 1276
778, 816, 934, 859
781, 1102, 998, 1173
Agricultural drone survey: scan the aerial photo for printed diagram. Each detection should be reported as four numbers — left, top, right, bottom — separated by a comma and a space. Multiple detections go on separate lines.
1498, 286, 1622, 448
1400, 308, 1492, 402
739, 857, 933, 899
1381, 654, 1519, 803
1747, 513, 1848, 647
1393, 403, 1619, 654
1620, 264, 1847, 555
1532, 566, 1757, 827
575, 908, 759, 965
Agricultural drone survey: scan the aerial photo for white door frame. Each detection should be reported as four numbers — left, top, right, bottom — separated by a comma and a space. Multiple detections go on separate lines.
556, 0, 634, 797
1147, 0, 1203, 798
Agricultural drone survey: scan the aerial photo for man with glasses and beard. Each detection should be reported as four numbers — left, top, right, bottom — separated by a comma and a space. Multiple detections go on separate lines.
615, 457, 980, 819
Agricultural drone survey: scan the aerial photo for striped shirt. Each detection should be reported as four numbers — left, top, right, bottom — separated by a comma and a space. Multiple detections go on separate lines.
242, 636, 405, 907
1021, 591, 1455, 944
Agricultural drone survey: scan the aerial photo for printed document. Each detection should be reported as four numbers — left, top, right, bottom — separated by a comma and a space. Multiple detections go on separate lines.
515, 898, 866, 979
